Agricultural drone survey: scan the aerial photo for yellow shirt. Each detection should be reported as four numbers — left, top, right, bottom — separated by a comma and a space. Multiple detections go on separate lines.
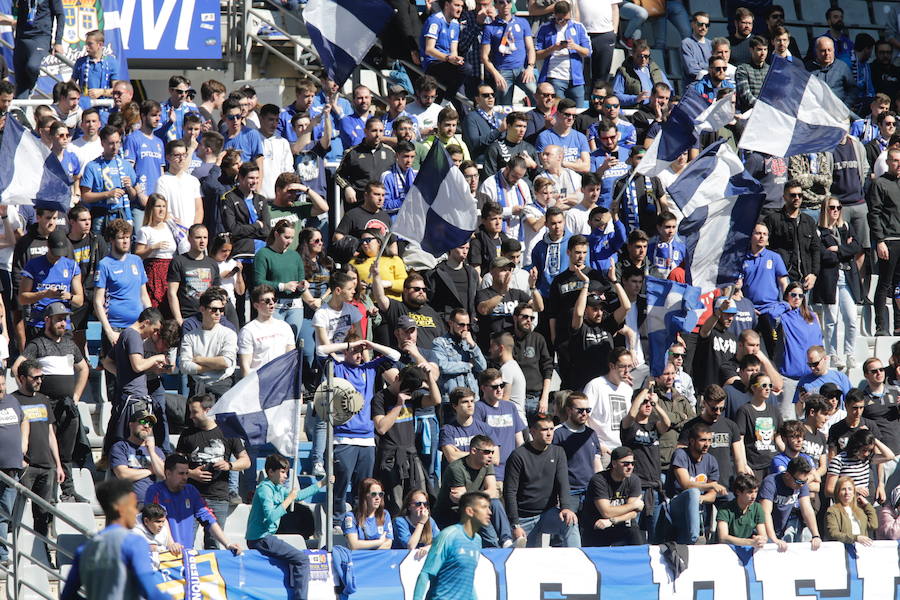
354, 255, 408, 300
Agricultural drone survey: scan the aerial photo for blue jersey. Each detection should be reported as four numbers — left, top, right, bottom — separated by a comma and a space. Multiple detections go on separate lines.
81, 154, 136, 220
474, 399, 525, 481
156, 100, 199, 141
535, 128, 589, 166
381, 165, 417, 216
332, 357, 390, 439
60, 150, 81, 186
647, 237, 686, 277
20, 255, 80, 328
394, 516, 441, 549
341, 511, 394, 541
123, 130, 165, 196
95, 254, 147, 328
144, 481, 216, 548
381, 110, 419, 139
589, 119, 637, 150
71, 55, 119, 93
421, 12, 460, 69
339, 113, 367, 149
740, 248, 788, 311
481, 16, 531, 71
413, 523, 481, 600
224, 127, 264, 162
589, 146, 630, 208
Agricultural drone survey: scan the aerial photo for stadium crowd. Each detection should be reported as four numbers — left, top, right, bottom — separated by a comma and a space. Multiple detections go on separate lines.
4, 0, 900, 597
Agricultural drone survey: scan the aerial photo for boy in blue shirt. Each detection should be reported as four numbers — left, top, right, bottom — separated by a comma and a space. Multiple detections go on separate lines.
222, 98, 264, 169
421, 0, 464, 108
247, 453, 327, 600
123, 100, 165, 199
647, 211, 686, 279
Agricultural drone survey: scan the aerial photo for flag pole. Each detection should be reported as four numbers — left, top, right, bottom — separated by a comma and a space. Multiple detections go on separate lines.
325, 359, 335, 551
289, 346, 303, 512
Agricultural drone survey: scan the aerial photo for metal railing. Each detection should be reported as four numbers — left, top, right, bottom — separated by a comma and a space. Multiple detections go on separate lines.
0, 38, 77, 100
0, 469, 95, 600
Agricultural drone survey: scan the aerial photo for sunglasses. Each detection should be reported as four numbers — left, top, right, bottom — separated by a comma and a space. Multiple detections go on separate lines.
369, 491, 385, 498
260, 297, 276, 304
868, 367, 886, 374
475, 447, 495, 455
787, 192, 803, 198
137, 417, 154, 426
807, 358, 823, 368
410, 501, 428, 507
695, 22, 710, 27
407, 286, 427, 292
789, 292, 804, 298
480, 92, 495, 98
709, 405, 725, 413
712, 66, 728, 71
173, 88, 190, 95
591, 94, 607, 101
518, 314, 536, 321
489, 383, 507, 390
670, 352, 685, 358
574, 407, 592, 414
637, 53, 650, 59
603, 103, 620, 109
226, 114, 243, 121
755, 382, 772, 389
619, 461, 635, 466
205, 305, 225, 313
360, 238, 377, 244
827, 205, 842, 211
453, 322, 471, 328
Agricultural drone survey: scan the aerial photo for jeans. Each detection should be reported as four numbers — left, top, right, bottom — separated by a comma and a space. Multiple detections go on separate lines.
588, 32, 617, 82
150, 385, 173, 453
299, 317, 317, 380
620, 2, 649, 39
206, 499, 230, 549
247, 536, 310, 600
801, 207, 821, 224
780, 513, 811, 542
842, 203, 871, 248
332, 444, 375, 520
479, 498, 514, 547
822, 274, 858, 358
0, 470, 20, 561
275, 305, 307, 345
524, 394, 542, 421
496, 68, 537, 105
668, 487, 703, 544
546, 78, 586, 108
518, 507, 582, 548
304, 411, 327, 467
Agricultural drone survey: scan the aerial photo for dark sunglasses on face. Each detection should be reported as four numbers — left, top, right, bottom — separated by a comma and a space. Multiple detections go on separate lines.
868, 367, 886, 374
574, 407, 592, 414
205, 305, 225, 313
369, 491, 385, 498
410, 501, 428, 507
489, 383, 506, 390
475, 447, 495, 455
407, 286, 427, 292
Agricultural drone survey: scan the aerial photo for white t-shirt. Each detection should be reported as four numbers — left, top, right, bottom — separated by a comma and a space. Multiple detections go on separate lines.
156, 171, 202, 227
406, 101, 445, 135
312, 303, 362, 356
576, 0, 621, 33
71, 137, 103, 175
583, 375, 633, 449
135, 224, 176, 260
217, 258, 240, 305
237, 317, 296, 371
262, 134, 294, 198
501, 359, 527, 425
0, 206, 23, 271
547, 24, 572, 80
565, 203, 592, 235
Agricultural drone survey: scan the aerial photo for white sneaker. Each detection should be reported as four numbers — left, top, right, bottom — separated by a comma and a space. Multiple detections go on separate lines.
845, 354, 857, 370
830, 354, 845, 370
501, 539, 514, 548
514, 536, 528, 548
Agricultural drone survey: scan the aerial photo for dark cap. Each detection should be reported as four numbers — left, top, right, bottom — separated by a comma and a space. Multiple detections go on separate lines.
491, 256, 514, 270
387, 84, 408, 97
819, 382, 842, 399
610, 446, 634, 461
586, 293, 605, 308
48, 229, 69, 257
396, 315, 417, 330
43, 302, 71, 318
130, 406, 157, 424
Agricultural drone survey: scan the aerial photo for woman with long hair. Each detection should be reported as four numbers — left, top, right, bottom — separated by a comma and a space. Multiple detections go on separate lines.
133, 193, 177, 308
825, 475, 878, 544
813, 198, 862, 370
210, 233, 244, 327
825, 428, 895, 503
774, 282, 825, 382
393, 489, 440, 557
352, 230, 407, 301
342, 478, 394, 550
254, 219, 316, 343
298, 227, 330, 371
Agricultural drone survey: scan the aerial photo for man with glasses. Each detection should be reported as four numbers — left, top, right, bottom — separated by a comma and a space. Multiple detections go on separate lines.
583, 348, 634, 466
691, 57, 736, 105
157, 139, 203, 233
794, 346, 851, 414
512, 303, 553, 418
763, 179, 821, 288
865, 111, 897, 169
237, 284, 295, 377
222, 98, 264, 178
758, 456, 822, 550
477, 157, 533, 243
574, 82, 610, 135
589, 120, 630, 209
589, 95, 636, 150
505, 414, 581, 547
681, 12, 713, 81
123, 101, 166, 207
158, 75, 199, 142
474, 256, 534, 346
525, 82, 558, 144
860, 357, 900, 495
554, 392, 604, 511
373, 270, 446, 350
535, 98, 590, 173
433, 310, 486, 404
534, 1, 590, 107
582, 445, 644, 546
179, 287, 237, 399
474, 369, 525, 484
109, 404, 165, 505
481, 0, 536, 107
613, 40, 671, 108
728, 8, 754, 66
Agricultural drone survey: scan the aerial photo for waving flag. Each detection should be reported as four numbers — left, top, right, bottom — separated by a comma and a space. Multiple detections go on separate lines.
208, 350, 302, 456
738, 55, 849, 157
667, 140, 765, 295
392, 141, 478, 257
637, 88, 734, 177
303, 0, 394, 86
645, 277, 704, 376
0, 115, 71, 211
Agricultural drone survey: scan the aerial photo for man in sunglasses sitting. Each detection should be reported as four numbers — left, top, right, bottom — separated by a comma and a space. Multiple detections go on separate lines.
178, 287, 237, 400
109, 404, 165, 504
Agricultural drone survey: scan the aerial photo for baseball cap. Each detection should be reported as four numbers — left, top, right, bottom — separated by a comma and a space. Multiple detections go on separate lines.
396, 315, 417, 330
387, 84, 408, 97
48, 230, 69, 257
610, 447, 634, 461
714, 296, 738, 314
491, 256, 514, 270
43, 302, 71, 318
130, 405, 157, 424
819, 382, 842, 400
586, 293, 605, 308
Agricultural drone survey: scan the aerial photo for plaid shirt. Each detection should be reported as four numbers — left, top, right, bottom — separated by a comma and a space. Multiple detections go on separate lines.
458, 9, 484, 76
735, 61, 769, 112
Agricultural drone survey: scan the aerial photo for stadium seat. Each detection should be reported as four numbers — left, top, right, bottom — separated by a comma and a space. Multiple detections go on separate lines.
708, 22, 729, 40
841, 0, 873, 26
279, 534, 308, 550
797, 0, 832, 24
53, 503, 96, 537
874, 336, 900, 364
794, 28, 811, 58
610, 49, 626, 76
5, 564, 51, 600
72, 468, 102, 516
873, 2, 898, 26
781, 2, 799, 23
224, 503, 252, 547
76, 402, 104, 449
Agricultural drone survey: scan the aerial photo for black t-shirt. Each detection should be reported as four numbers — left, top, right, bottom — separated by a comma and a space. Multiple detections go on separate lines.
113, 327, 148, 402
15, 391, 55, 469
826, 418, 881, 453
567, 315, 619, 389
679, 415, 742, 490
734, 402, 783, 471
802, 427, 827, 463
334, 206, 391, 240
166, 253, 222, 319
862, 387, 900, 453
547, 268, 607, 341
21, 333, 85, 399
582, 470, 642, 529
176, 427, 246, 501
371, 388, 423, 451
69, 232, 107, 290
474, 287, 530, 347
693, 328, 737, 392
620, 417, 661, 488
384, 299, 445, 350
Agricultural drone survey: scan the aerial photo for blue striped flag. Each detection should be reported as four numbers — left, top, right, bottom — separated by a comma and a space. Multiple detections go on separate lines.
208, 350, 302, 456
645, 277, 704, 376
0, 115, 71, 211
303, 0, 394, 86
392, 141, 479, 257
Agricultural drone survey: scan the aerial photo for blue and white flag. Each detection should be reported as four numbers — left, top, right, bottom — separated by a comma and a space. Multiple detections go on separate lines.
392, 141, 479, 257
208, 350, 302, 456
645, 277, 704, 376
637, 87, 733, 177
738, 55, 849, 157
304, 0, 394, 86
668, 140, 765, 295
0, 115, 71, 211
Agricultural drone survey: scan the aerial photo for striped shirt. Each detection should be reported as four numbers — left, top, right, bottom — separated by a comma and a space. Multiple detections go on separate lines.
827, 452, 870, 489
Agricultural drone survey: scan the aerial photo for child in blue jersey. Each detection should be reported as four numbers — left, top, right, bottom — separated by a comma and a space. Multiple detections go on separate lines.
247, 453, 329, 600
60, 479, 168, 600
413, 490, 490, 600
222, 98, 264, 164
647, 211, 686, 279
342, 477, 395, 550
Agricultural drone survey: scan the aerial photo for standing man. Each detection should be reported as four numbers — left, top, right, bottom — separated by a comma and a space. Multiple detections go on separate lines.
12, 0, 64, 99
462, 83, 504, 163
735, 36, 769, 112
0, 369, 27, 567
511, 303, 553, 419
583, 348, 635, 463
810, 36, 855, 107
681, 12, 713, 81
868, 148, 900, 336
764, 180, 821, 290
474, 369, 525, 483
575, 0, 619, 83
413, 491, 491, 600
553, 391, 604, 512
166, 225, 221, 326
421, 0, 465, 110
534, 2, 591, 107
178, 288, 237, 399
432, 310, 486, 402
481, 0, 536, 106
80, 126, 144, 234
123, 101, 166, 203
156, 139, 204, 232
221, 163, 270, 263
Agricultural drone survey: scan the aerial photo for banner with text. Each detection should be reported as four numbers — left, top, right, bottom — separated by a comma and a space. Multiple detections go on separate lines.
117, 0, 221, 59
154, 542, 900, 600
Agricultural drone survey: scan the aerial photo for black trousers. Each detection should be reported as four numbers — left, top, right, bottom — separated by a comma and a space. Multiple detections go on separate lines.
20, 465, 54, 538
588, 32, 617, 83
874, 239, 900, 333
13, 36, 48, 98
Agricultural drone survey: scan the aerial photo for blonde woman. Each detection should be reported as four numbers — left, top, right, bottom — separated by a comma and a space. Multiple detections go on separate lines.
825, 475, 877, 544
133, 193, 177, 308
